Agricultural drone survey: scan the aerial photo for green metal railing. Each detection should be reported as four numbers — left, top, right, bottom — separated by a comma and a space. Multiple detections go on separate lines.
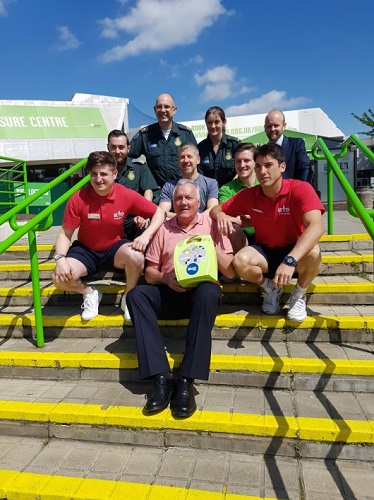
1, 134, 373, 348
0, 156, 29, 213
0, 157, 89, 347
311, 135, 374, 240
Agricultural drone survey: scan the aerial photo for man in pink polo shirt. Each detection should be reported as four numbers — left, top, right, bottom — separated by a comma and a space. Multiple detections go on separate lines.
210, 143, 325, 323
126, 179, 235, 419
52, 151, 165, 322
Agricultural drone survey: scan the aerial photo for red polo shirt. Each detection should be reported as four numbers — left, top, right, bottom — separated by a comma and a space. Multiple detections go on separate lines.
63, 183, 157, 251
221, 179, 325, 248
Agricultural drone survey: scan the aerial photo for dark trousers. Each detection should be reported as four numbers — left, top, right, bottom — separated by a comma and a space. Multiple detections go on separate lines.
126, 283, 222, 380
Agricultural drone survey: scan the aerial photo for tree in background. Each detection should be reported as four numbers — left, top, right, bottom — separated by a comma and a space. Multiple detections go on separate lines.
351, 109, 374, 137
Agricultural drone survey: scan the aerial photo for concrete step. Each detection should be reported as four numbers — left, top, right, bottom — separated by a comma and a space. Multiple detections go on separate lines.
0, 338, 373, 392
0, 252, 373, 280
0, 304, 373, 342
0, 275, 372, 307
2, 233, 372, 260
0, 378, 373, 462
2, 437, 373, 499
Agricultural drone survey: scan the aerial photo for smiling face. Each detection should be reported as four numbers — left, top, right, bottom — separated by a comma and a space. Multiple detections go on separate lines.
254, 154, 285, 194
173, 182, 200, 226
107, 135, 129, 168
205, 111, 225, 141
89, 164, 118, 197
234, 149, 256, 185
178, 146, 200, 179
264, 111, 286, 143
154, 93, 177, 129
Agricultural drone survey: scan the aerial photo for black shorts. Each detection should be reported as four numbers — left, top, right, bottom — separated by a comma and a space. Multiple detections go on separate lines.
250, 243, 295, 279
67, 239, 130, 276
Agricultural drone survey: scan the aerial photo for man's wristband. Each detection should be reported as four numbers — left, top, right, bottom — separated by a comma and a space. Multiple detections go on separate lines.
283, 255, 298, 267
54, 254, 66, 262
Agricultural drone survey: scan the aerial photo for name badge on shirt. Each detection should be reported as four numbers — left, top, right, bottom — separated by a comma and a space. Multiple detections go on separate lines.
88, 213, 100, 220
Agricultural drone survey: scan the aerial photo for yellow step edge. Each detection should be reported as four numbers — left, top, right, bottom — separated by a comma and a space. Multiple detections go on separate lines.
322, 254, 373, 264
0, 351, 373, 376
0, 281, 372, 297
5, 244, 54, 252
0, 469, 269, 500
1, 313, 373, 330
0, 253, 373, 272
320, 234, 371, 241
0, 400, 372, 444
5, 233, 370, 253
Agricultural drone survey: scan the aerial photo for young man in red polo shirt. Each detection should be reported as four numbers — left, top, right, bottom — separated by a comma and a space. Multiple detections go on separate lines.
52, 151, 165, 322
210, 143, 325, 322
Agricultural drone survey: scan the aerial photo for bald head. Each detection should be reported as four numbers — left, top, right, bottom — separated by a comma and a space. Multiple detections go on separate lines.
264, 109, 286, 143
154, 93, 177, 130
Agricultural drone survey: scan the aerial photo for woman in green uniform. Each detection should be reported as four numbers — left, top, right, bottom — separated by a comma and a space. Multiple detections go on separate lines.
198, 106, 240, 187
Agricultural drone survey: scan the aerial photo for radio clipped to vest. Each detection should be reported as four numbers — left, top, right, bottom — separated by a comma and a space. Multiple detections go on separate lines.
173, 235, 218, 288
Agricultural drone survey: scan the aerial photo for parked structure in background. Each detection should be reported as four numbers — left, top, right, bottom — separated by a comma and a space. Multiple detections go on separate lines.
1, 96, 373, 218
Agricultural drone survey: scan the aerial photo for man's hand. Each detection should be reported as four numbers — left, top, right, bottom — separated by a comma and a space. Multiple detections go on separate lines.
216, 212, 234, 235
130, 233, 151, 253
162, 271, 188, 292
134, 216, 149, 229
272, 263, 295, 288
53, 259, 74, 284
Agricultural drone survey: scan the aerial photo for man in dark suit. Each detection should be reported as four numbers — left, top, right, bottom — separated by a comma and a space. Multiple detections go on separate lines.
264, 109, 313, 183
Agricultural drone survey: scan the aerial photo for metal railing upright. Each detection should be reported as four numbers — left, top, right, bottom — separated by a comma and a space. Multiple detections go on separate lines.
0, 156, 29, 213
311, 135, 374, 240
0, 157, 89, 347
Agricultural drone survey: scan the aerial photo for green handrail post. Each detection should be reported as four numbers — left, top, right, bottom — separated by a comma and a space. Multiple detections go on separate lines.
0, 157, 89, 347
313, 137, 374, 239
28, 228, 44, 347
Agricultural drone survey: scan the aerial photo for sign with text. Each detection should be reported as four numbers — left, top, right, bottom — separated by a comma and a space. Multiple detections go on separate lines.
0, 105, 107, 140
182, 110, 300, 142
14, 183, 52, 207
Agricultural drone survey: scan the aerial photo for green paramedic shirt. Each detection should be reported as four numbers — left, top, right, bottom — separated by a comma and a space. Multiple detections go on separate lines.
219, 177, 259, 236
129, 121, 197, 189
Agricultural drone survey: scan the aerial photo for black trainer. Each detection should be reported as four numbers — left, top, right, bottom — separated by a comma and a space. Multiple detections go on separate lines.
144, 374, 174, 413
170, 377, 197, 418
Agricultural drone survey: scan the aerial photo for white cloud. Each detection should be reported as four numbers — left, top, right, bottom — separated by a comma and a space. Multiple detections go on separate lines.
0, 0, 14, 17
99, 0, 226, 62
225, 90, 310, 116
57, 26, 80, 51
194, 65, 252, 103
195, 65, 234, 86
160, 54, 204, 78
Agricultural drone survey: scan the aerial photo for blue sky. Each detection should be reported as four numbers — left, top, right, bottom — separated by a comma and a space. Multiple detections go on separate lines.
0, 0, 373, 136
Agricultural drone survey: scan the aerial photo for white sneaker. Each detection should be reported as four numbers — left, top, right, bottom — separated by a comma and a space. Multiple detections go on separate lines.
261, 285, 282, 315
287, 292, 307, 322
81, 288, 103, 321
121, 294, 132, 322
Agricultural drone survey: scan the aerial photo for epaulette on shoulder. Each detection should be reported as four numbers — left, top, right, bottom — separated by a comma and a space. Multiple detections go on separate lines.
178, 123, 192, 131
140, 126, 148, 133
226, 134, 239, 142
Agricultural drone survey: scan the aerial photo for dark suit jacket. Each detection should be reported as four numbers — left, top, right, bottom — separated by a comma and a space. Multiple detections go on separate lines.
281, 135, 313, 183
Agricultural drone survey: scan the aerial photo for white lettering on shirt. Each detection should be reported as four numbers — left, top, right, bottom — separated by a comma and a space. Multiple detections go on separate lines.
278, 206, 290, 215
114, 211, 125, 220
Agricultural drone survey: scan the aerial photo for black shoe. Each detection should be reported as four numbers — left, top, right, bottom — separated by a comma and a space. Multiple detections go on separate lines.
144, 374, 174, 413
170, 377, 196, 418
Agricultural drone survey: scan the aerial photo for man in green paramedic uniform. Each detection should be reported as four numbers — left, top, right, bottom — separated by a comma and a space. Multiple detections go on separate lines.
128, 93, 197, 200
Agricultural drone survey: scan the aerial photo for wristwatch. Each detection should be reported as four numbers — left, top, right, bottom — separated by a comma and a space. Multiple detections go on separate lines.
53, 253, 66, 262
283, 255, 298, 267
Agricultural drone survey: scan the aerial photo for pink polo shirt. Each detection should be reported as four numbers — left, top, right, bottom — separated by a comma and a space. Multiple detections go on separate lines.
146, 213, 233, 273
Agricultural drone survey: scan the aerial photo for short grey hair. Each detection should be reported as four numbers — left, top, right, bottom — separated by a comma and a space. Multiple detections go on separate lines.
178, 142, 199, 156
172, 178, 200, 201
